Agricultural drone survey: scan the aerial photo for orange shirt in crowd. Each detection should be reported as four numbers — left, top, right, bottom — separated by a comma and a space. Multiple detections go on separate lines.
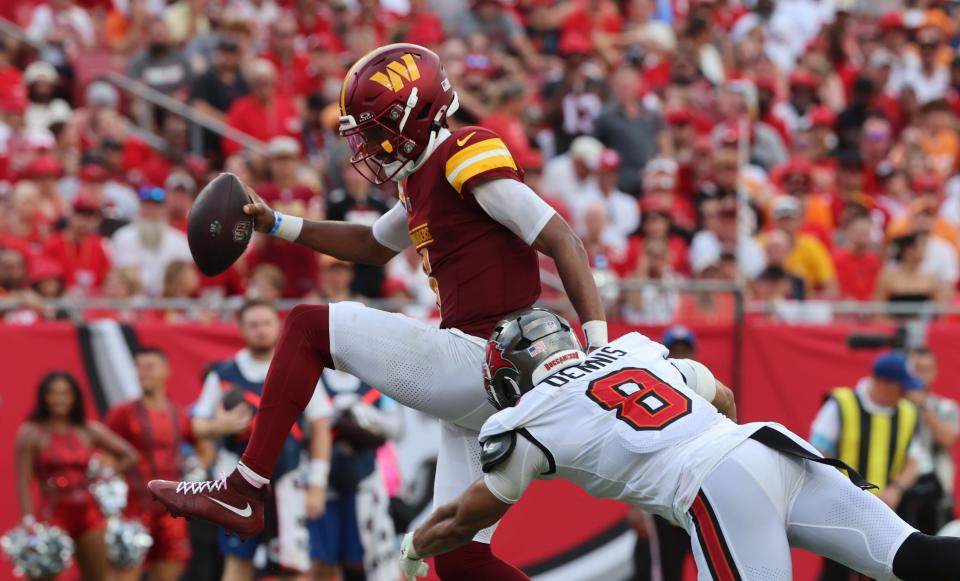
919, 129, 959, 180
888, 215, 960, 250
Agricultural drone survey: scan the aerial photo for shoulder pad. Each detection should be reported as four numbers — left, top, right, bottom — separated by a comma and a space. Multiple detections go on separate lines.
480, 431, 517, 473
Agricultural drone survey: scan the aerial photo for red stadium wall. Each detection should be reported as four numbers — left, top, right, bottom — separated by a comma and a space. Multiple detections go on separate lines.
2, 321, 959, 580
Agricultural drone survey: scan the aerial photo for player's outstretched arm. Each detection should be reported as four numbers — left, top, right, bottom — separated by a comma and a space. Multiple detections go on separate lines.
241, 184, 399, 266
533, 215, 607, 348
712, 380, 737, 422
672, 359, 737, 421
408, 478, 511, 560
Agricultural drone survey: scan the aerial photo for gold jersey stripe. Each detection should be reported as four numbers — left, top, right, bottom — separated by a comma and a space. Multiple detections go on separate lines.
448, 154, 517, 193
445, 138, 510, 177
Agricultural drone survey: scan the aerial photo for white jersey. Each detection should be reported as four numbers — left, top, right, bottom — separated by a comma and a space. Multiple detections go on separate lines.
479, 332, 772, 525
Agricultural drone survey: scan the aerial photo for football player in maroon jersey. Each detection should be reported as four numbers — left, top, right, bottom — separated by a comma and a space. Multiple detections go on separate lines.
149, 43, 606, 580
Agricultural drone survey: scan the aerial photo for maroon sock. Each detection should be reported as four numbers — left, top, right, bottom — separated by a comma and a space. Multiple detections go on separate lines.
240, 305, 334, 478
433, 541, 529, 581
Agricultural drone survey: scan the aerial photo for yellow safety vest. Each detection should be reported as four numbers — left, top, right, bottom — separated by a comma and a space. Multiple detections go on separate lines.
830, 387, 918, 492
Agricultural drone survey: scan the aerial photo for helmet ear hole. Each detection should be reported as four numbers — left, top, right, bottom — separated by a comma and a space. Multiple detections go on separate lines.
415, 102, 432, 120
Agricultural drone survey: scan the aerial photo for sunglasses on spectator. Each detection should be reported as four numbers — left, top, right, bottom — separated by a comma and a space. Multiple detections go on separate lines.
75, 208, 100, 216
865, 129, 890, 142
139, 186, 166, 203
464, 53, 492, 70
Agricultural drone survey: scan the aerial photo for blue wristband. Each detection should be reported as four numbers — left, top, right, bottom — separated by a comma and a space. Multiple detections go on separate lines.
268, 211, 282, 235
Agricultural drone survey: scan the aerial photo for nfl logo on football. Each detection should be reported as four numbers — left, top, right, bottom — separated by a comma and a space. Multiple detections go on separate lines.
232, 221, 251, 243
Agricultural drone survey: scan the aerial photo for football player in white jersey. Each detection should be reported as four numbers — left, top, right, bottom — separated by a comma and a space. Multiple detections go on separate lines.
399, 309, 960, 581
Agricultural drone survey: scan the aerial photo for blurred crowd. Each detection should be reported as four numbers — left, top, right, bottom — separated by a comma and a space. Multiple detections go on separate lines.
3, 0, 960, 324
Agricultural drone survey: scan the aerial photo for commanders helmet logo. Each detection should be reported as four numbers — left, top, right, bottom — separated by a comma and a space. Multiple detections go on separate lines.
369, 53, 421, 93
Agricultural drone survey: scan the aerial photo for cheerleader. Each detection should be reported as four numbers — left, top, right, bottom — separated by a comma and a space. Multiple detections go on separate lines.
15, 371, 138, 580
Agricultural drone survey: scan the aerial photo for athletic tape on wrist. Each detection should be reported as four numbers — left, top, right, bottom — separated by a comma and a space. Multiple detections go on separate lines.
271, 211, 304, 242
583, 320, 608, 347
308, 460, 330, 487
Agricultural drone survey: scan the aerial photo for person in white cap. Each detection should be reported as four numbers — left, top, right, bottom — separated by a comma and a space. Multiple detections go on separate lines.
24, 62, 71, 131
542, 135, 603, 209
258, 136, 322, 219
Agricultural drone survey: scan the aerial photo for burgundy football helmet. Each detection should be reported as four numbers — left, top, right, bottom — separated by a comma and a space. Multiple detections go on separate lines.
339, 43, 459, 184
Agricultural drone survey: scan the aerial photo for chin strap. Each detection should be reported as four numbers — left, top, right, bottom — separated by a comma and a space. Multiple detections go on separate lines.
392, 91, 460, 182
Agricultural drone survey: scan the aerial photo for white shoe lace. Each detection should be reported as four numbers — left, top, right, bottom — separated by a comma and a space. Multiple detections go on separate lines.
175, 474, 227, 495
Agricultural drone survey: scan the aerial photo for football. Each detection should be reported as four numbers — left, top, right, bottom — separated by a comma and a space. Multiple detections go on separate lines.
187, 172, 253, 277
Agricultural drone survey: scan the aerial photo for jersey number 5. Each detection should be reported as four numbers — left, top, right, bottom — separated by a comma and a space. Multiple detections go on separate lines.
586, 368, 692, 431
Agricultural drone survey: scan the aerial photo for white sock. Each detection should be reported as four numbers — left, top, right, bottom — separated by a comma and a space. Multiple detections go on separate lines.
236, 462, 269, 488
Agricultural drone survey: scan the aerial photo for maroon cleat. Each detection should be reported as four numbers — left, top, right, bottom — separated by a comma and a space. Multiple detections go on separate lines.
148, 471, 267, 538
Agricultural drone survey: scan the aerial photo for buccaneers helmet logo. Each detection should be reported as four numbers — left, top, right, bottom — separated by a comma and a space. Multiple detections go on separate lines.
485, 342, 517, 378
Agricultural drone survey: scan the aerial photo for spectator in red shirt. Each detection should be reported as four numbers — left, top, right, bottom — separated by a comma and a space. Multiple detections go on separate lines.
41, 196, 111, 294
133, 116, 207, 189
163, 171, 196, 233
245, 139, 321, 299
0, 39, 25, 114
480, 82, 542, 171
833, 211, 881, 302
390, 0, 445, 48
7, 180, 50, 253
106, 347, 204, 581
559, 0, 622, 64
298, 36, 344, 104
664, 106, 699, 167
26, 155, 67, 226
257, 137, 323, 219
29, 257, 66, 303
627, 197, 691, 277
247, 236, 320, 299
643, 158, 696, 234
261, 15, 309, 99
222, 59, 300, 157
294, 0, 336, 46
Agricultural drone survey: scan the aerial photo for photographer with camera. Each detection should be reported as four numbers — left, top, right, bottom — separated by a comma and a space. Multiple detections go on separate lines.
900, 348, 959, 534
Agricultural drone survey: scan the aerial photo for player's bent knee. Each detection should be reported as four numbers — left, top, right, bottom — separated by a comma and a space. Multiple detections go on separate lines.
284, 304, 329, 332
281, 304, 334, 367
891, 532, 960, 580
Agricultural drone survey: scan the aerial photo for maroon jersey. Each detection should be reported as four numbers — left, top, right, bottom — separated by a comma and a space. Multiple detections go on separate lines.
400, 126, 540, 337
